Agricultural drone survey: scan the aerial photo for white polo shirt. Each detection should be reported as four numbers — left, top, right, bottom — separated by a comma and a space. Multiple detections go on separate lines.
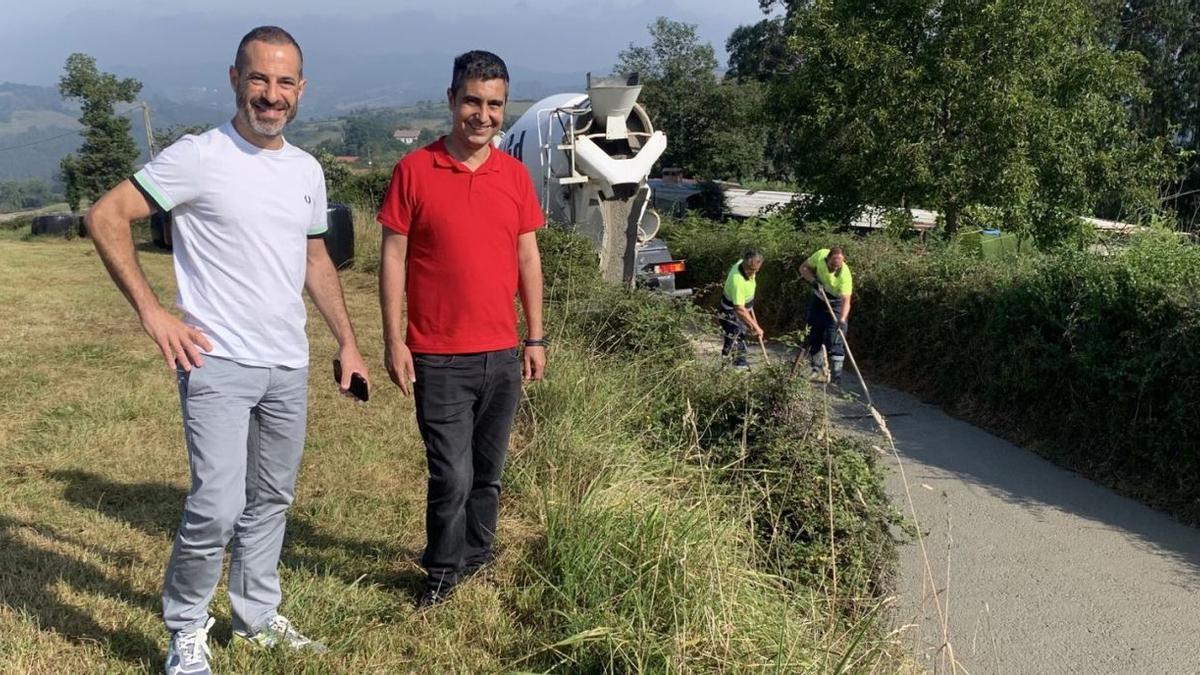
133, 122, 328, 368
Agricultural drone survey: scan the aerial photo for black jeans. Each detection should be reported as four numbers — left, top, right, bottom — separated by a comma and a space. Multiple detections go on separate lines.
413, 347, 522, 590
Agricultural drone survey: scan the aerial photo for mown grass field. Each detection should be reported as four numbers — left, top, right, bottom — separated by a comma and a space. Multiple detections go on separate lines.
0, 221, 905, 673
0, 230, 548, 672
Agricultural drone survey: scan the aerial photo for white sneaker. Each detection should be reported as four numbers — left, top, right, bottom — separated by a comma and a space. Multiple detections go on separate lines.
165, 617, 214, 675
234, 614, 328, 654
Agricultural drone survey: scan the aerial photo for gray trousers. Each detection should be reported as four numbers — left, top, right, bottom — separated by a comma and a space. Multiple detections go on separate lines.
165, 356, 308, 633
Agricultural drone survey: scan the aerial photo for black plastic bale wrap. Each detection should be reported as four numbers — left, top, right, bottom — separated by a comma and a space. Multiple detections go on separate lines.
150, 211, 173, 250
31, 213, 77, 236
324, 203, 354, 269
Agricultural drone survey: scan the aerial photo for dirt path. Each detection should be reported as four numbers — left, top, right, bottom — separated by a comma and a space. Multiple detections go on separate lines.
828, 378, 1200, 674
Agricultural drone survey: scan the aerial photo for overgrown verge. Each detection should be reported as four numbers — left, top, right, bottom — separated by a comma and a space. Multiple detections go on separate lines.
668, 214, 1200, 525
493, 226, 901, 670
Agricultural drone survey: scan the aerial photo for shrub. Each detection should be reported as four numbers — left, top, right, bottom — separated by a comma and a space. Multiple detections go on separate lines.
851, 232, 1200, 522
330, 170, 392, 210
1, 215, 34, 232
538, 224, 602, 293
664, 213, 901, 335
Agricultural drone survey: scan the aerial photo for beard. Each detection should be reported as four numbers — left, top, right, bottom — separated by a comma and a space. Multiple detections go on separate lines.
236, 87, 297, 138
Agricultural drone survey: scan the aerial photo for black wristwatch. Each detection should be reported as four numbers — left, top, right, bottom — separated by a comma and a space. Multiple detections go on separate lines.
523, 337, 548, 347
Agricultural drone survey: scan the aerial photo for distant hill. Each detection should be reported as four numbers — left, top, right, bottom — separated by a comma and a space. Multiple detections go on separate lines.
0, 77, 555, 182
113, 54, 583, 118
0, 83, 80, 181
0, 82, 226, 181
0, 82, 74, 121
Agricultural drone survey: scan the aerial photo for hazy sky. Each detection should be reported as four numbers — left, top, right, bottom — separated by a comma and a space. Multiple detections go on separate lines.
0, 0, 774, 85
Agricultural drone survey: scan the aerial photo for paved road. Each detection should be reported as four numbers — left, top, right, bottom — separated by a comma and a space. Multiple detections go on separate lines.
832, 381, 1200, 674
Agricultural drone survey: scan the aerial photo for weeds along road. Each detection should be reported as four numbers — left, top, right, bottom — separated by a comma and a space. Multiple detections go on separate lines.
827, 378, 1200, 674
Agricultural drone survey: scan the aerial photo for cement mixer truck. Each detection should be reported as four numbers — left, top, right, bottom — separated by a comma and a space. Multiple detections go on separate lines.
499, 73, 688, 296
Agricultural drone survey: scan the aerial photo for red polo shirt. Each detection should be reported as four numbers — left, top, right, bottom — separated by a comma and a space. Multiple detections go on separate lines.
378, 138, 544, 353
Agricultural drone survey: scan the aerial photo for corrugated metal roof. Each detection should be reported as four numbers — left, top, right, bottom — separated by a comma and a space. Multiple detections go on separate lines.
722, 188, 799, 218
648, 180, 1139, 234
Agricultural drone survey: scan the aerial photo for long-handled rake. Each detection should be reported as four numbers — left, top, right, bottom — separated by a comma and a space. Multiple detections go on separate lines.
810, 284, 962, 671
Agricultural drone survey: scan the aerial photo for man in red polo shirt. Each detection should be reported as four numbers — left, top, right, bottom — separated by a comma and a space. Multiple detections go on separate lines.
378, 50, 545, 608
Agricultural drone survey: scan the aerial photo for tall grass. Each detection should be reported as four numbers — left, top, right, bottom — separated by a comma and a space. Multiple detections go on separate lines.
500, 227, 903, 670
503, 338, 901, 672
349, 206, 381, 274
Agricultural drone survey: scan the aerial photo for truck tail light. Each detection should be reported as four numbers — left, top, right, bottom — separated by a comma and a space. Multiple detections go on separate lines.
653, 261, 686, 275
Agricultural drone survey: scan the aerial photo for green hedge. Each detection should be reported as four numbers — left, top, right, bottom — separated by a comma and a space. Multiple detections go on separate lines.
329, 170, 391, 210
668, 215, 1200, 524
853, 234, 1200, 522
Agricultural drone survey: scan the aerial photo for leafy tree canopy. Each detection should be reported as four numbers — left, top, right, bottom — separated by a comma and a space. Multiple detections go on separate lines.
58, 53, 142, 212
617, 17, 769, 182
767, 0, 1175, 243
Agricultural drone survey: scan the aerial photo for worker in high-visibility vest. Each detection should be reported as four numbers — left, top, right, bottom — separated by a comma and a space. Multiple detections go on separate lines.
800, 246, 852, 383
718, 248, 765, 371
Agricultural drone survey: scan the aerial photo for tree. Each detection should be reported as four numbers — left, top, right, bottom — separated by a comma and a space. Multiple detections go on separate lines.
0, 178, 61, 213
1106, 0, 1200, 226
768, 0, 1173, 243
316, 151, 352, 193
617, 17, 719, 174
616, 17, 768, 181
726, 18, 790, 83
702, 81, 770, 183
58, 53, 142, 213
154, 124, 208, 154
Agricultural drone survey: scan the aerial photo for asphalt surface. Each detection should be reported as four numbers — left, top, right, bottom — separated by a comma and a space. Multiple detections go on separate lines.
829, 380, 1200, 674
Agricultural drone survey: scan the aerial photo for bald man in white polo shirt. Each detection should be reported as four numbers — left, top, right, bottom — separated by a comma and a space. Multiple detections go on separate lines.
85, 25, 366, 675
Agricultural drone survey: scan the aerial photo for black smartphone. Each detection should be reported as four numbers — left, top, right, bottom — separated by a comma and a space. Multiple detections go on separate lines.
333, 359, 369, 402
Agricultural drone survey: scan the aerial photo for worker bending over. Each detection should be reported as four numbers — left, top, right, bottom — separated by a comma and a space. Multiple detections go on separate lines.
719, 249, 764, 371
800, 246, 852, 383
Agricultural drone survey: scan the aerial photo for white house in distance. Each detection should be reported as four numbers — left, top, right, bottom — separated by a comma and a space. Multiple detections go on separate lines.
392, 128, 421, 144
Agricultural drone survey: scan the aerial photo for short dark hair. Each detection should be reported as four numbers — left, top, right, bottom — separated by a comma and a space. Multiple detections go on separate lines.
743, 248, 764, 263
450, 50, 509, 97
235, 26, 303, 75
829, 246, 845, 256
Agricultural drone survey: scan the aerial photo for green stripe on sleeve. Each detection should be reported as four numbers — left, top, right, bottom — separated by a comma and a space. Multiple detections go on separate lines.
132, 170, 175, 212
